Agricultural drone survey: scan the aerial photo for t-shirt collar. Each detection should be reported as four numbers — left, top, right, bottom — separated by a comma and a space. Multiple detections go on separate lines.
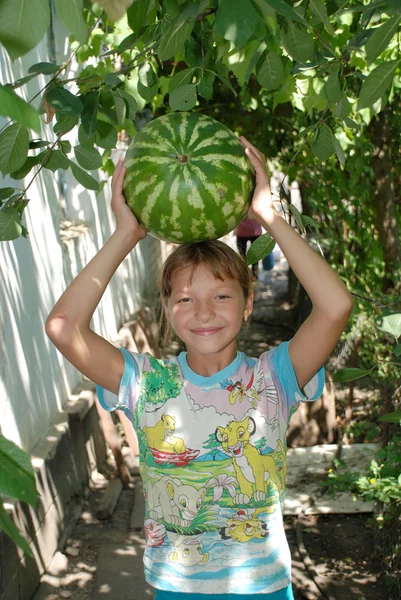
178, 351, 243, 386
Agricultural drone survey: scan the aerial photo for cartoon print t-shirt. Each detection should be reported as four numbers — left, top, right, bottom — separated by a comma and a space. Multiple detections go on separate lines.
97, 341, 324, 595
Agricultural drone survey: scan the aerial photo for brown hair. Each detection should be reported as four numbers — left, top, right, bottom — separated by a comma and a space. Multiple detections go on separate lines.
158, 240, 254, 347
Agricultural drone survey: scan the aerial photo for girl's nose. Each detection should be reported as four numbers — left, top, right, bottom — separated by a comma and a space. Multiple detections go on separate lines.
196, 301, 215, 321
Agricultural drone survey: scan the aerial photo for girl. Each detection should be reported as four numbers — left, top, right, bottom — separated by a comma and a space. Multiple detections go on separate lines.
46, 138, 352, 599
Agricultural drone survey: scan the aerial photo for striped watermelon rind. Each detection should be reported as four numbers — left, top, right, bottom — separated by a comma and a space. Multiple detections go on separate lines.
123, 112, 254, 243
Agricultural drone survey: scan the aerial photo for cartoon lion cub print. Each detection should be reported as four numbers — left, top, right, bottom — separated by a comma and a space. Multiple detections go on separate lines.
219, 509, 268, 542
143, 414, 186, 454
215, 416, 285, 504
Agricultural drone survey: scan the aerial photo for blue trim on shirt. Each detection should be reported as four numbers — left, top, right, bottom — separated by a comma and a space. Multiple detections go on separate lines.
154, 584, 294, 600
273, 341, 324, 402
177, 351, 244, 387
96, 347, 139, 413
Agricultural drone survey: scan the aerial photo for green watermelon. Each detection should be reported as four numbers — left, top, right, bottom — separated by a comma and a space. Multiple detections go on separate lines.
123, 112, 254, 243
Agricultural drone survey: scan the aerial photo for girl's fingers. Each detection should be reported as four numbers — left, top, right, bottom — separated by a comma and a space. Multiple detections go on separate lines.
240, 136, 265, 162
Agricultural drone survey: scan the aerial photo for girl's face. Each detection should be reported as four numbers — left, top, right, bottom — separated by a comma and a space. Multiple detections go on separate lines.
165, 265, 253, 363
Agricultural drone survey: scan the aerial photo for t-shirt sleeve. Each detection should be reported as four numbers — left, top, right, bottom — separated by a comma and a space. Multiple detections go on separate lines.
96, 348, 144, 419
269, 340, 325, 411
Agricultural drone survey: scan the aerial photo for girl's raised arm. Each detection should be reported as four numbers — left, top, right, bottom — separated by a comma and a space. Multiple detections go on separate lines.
46, 159, 147, 395
241, 137, 353, 390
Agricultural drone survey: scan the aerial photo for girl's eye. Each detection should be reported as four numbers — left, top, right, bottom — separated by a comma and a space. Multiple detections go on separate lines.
216, 295, 230, 300
178, 297, 191, 303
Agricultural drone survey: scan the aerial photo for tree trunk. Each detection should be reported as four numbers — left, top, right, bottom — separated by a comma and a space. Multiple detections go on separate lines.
369, 108, 401, 292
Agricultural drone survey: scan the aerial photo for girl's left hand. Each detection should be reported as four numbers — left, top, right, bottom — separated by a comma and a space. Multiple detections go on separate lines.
240, 136, 276, 224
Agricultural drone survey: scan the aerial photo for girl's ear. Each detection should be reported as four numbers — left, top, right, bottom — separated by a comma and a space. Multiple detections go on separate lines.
245, 289, 254, 317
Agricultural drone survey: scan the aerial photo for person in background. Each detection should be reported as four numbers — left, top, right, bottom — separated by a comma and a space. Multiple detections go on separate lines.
235, 217, 263, 280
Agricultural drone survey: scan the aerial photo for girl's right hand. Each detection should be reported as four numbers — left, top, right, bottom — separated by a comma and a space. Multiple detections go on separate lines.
111, 158, 147, 240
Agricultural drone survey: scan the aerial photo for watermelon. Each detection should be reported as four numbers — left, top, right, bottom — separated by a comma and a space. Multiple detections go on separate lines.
123, 112, 254, 243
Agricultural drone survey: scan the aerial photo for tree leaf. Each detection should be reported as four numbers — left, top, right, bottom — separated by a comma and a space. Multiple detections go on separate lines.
43, 149, 70, 172
333, 368, 372, 382
169, 84, 197, 111
28, 62, 60, 74
158, 18, 195, 61
0, 0, 50, 60
312, 124, 335, 161
116, 90, 137, 119
74, 145, 103, 170
0, 85, 41, 132
0, 435, 37, 505
309, 0, 334, 34
53, 115, 79, 136
376, 312, 401, 340
378, 411, 401, 423
0, 207, 22, 241
10, 154, 44, 179
333, 137, 345, 165
0, 124, 29, 176
81, 92, 99, 139
246, 233, 276, 264
137, 80, 159, 102
0, 503, 33, 557
215, 0, 261, 49
393, 344, 401, 357
335, 91, 351, 119
263, 0, 306, 24
138, 62, 157, 88
281, 22, 315, 63
357, 59, 400, 110
365, 15, 401, 64
198, 75, 214, 100
0, 188, 16, 201
325, 71, 341, 103
169, 68, 197, 93
288, 203, 305, 232
94, 120, 117, 150
46, 87, 84, 117
256, 52, 285, 90
54, 0, 88, 44
113, 93, 126, 126
69, 161, 100, 191
302, 215, 320, 231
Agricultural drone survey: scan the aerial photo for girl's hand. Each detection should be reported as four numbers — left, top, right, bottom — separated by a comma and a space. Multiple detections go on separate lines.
111, 158, 147, 240
240, 137, 276, 225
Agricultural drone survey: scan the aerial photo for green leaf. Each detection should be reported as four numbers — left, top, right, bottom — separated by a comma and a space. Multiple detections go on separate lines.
104, 73, 123, 89
0, 124, 29, 177
256, 52, 285, 90
46, 87, 84, 117
0, 85, 41, 132
263, 0, 306, 23
10, 154, 43, 179
0, 503, 33, 557
365, 15, 401, 64
309, 0, 334, 34
70, 161, 100, 191
94, 120, 117, 150
281, 22, 315, 63
288, 203, 305, 232
376, 312, 401, 339
53, 115, 78, 136
335, 91, 351, 119
393, 344, 401, 357
0, 0, 50, 60
198, 75, 214, 100
138, 63, 157, 88
74, 145, 102, 170
127, 0, 152, 31
246, 233, 276, 264
0, 435, 37, 505
28, 62, 60, 74
333, 137, 345, 165
333, 368, 372, 382
325, 71, 341, 103
357, 60, 400, 110
169, 68, 197, 93
43, 149, 70, 172
137, 80, 159, 102
116, 90, 137, 119
0, 188, 16, 201
10, 74, 38, 89
302, 215, 320, 231
0, 207, 22, 241
215, 0, 261, 48
169, 84, 197, 111
312, 124, 335, 161
114, 93, 126, 126
54, 0, 88, 44
378, 411, 401, 423
158, 19, 194, 61
81, 92, 99, 139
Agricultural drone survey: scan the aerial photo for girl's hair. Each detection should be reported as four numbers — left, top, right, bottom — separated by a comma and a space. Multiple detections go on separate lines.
158, 240, 254, 347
